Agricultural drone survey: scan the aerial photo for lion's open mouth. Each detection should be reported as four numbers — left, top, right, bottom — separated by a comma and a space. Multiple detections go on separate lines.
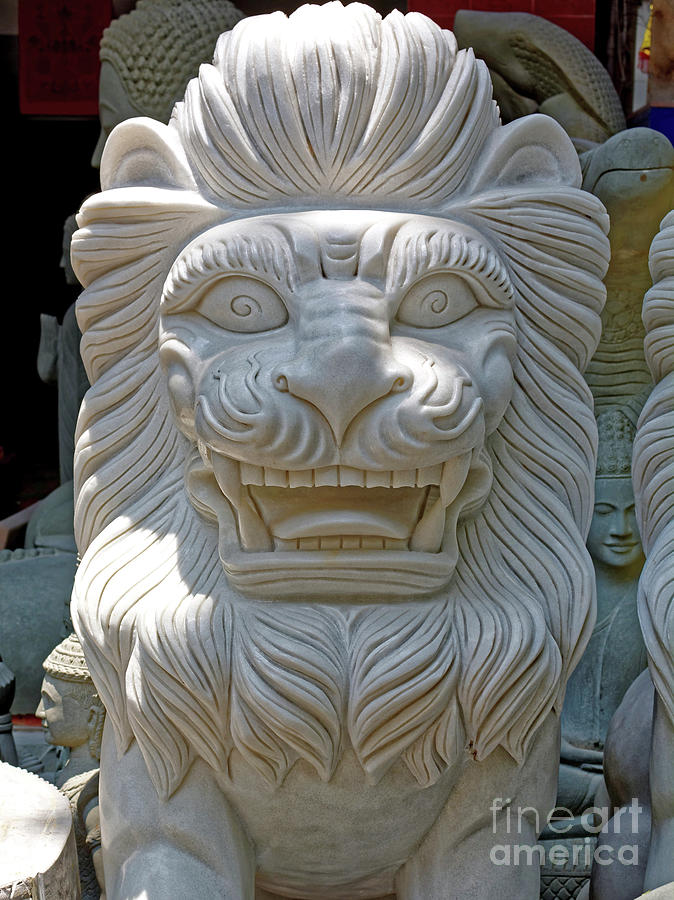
209, 452, 472, 555
188, 443, 490, 599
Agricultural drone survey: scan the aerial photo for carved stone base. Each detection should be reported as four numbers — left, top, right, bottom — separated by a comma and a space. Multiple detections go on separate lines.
540, 837, 594, 900
0, 762, 80, 899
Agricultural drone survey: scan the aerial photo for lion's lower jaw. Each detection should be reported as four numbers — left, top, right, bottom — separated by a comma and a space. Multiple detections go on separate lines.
220, 541, 457, 599
185, 447, 492, 600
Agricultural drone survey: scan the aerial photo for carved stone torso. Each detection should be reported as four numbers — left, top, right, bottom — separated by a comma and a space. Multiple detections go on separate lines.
562, 584, 647, 750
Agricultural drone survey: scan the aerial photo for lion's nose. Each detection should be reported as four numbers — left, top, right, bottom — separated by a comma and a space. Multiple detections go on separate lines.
273, 340, 412, 444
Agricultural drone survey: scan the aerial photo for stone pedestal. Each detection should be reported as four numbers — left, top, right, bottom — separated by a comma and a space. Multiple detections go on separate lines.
0, 762, 80, 899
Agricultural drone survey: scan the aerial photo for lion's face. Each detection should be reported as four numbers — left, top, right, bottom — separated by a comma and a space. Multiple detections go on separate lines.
72, 5, 608, 793
159, 210, 516, 598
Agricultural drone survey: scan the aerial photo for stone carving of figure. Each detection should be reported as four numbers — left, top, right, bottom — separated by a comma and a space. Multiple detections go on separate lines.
452, 11, 626, 149
70, 5, 611, 897
35, 213, 91, 485
91, 0, 244, 167
581, 128, 674, 412
559, 407, 647, 814
37, 634, 106, 899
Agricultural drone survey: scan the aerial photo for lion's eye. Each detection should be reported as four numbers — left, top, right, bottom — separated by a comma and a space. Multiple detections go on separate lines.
198, 276, 288, 333
397, 274, 478, 328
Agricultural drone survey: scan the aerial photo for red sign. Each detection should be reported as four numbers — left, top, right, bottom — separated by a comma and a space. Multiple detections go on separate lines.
19, 1, 112, 116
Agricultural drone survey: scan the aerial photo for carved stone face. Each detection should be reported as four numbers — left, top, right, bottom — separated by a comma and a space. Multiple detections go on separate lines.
159, 210, 517, 598
586, 476, 644, 571
36, 674, 93, 749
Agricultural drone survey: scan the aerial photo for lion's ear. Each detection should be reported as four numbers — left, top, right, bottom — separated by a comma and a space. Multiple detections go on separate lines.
467, 114, 581, 192
100, 118, 196, 191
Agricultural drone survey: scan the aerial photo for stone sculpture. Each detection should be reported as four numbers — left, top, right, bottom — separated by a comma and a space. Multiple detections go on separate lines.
452, 11, 626, 150
581, 128, 674, 412
37, 634, 105, 899
70, 5, 610, 897
38, 214, 90, 484
631, 209, 674, 893
92, 0, 244, 167
558, 406, 647, 813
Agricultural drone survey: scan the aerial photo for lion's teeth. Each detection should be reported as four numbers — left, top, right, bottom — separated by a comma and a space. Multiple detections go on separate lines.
365, 470, 391, 488
275, 537, 297, 550
211, 456, 272, 551
314, 466, 339, 487
234, 462, 446, 489
416, 464, 443, 487
289, 469, 314, 488
410, 458, 471, 553
264, 467, 288, 487
238, 487, 274, 552
439, 454, 471, 507
274, 534, 409, 551
211, 453, 241, 503
409, 498, 446, 553
392, 469, 416, 488
338, 466, 365, 487
240, 463, 264, 486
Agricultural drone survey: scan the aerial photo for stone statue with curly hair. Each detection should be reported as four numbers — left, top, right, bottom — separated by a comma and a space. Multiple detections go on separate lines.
91, 0, 244, 166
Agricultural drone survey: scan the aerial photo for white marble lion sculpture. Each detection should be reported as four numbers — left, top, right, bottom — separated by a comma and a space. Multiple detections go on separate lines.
71, 5, 609, 898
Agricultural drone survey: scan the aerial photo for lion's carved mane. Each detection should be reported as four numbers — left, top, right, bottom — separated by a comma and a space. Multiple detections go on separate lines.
71, 4, 608, 799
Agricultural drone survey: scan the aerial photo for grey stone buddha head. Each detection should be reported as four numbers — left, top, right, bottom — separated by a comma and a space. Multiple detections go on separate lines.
36, 634, 105, 762
92, 0, 244, 167
587, 408, 644, 574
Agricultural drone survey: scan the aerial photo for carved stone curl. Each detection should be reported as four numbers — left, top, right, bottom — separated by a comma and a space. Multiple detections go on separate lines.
70, 5, 610, 898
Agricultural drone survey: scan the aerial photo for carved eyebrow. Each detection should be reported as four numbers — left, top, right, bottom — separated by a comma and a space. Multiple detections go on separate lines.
386, 228, 514, 306
163, 230, 297, 311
